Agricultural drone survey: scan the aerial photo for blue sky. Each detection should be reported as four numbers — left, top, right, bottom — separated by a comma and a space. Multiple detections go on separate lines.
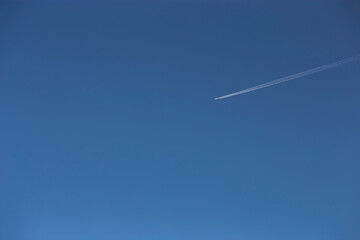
1, 1, 360, 239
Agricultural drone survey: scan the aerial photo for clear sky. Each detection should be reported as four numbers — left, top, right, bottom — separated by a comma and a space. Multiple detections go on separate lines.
1, 1, 360, 239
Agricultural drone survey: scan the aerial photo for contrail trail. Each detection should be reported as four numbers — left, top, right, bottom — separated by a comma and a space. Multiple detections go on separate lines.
215, 55, 360, 100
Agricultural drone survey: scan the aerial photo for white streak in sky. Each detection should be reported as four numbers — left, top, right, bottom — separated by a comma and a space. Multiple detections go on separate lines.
215, 55, 360, 100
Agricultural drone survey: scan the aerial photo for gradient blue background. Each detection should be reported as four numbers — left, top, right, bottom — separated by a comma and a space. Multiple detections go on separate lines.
1, 1, 360, 239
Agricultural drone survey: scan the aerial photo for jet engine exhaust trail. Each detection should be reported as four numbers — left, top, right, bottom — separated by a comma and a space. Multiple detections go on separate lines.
215, 55, 360, 100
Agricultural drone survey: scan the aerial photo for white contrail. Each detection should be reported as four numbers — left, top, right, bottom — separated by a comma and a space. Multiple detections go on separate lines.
215, 55, 360, 100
